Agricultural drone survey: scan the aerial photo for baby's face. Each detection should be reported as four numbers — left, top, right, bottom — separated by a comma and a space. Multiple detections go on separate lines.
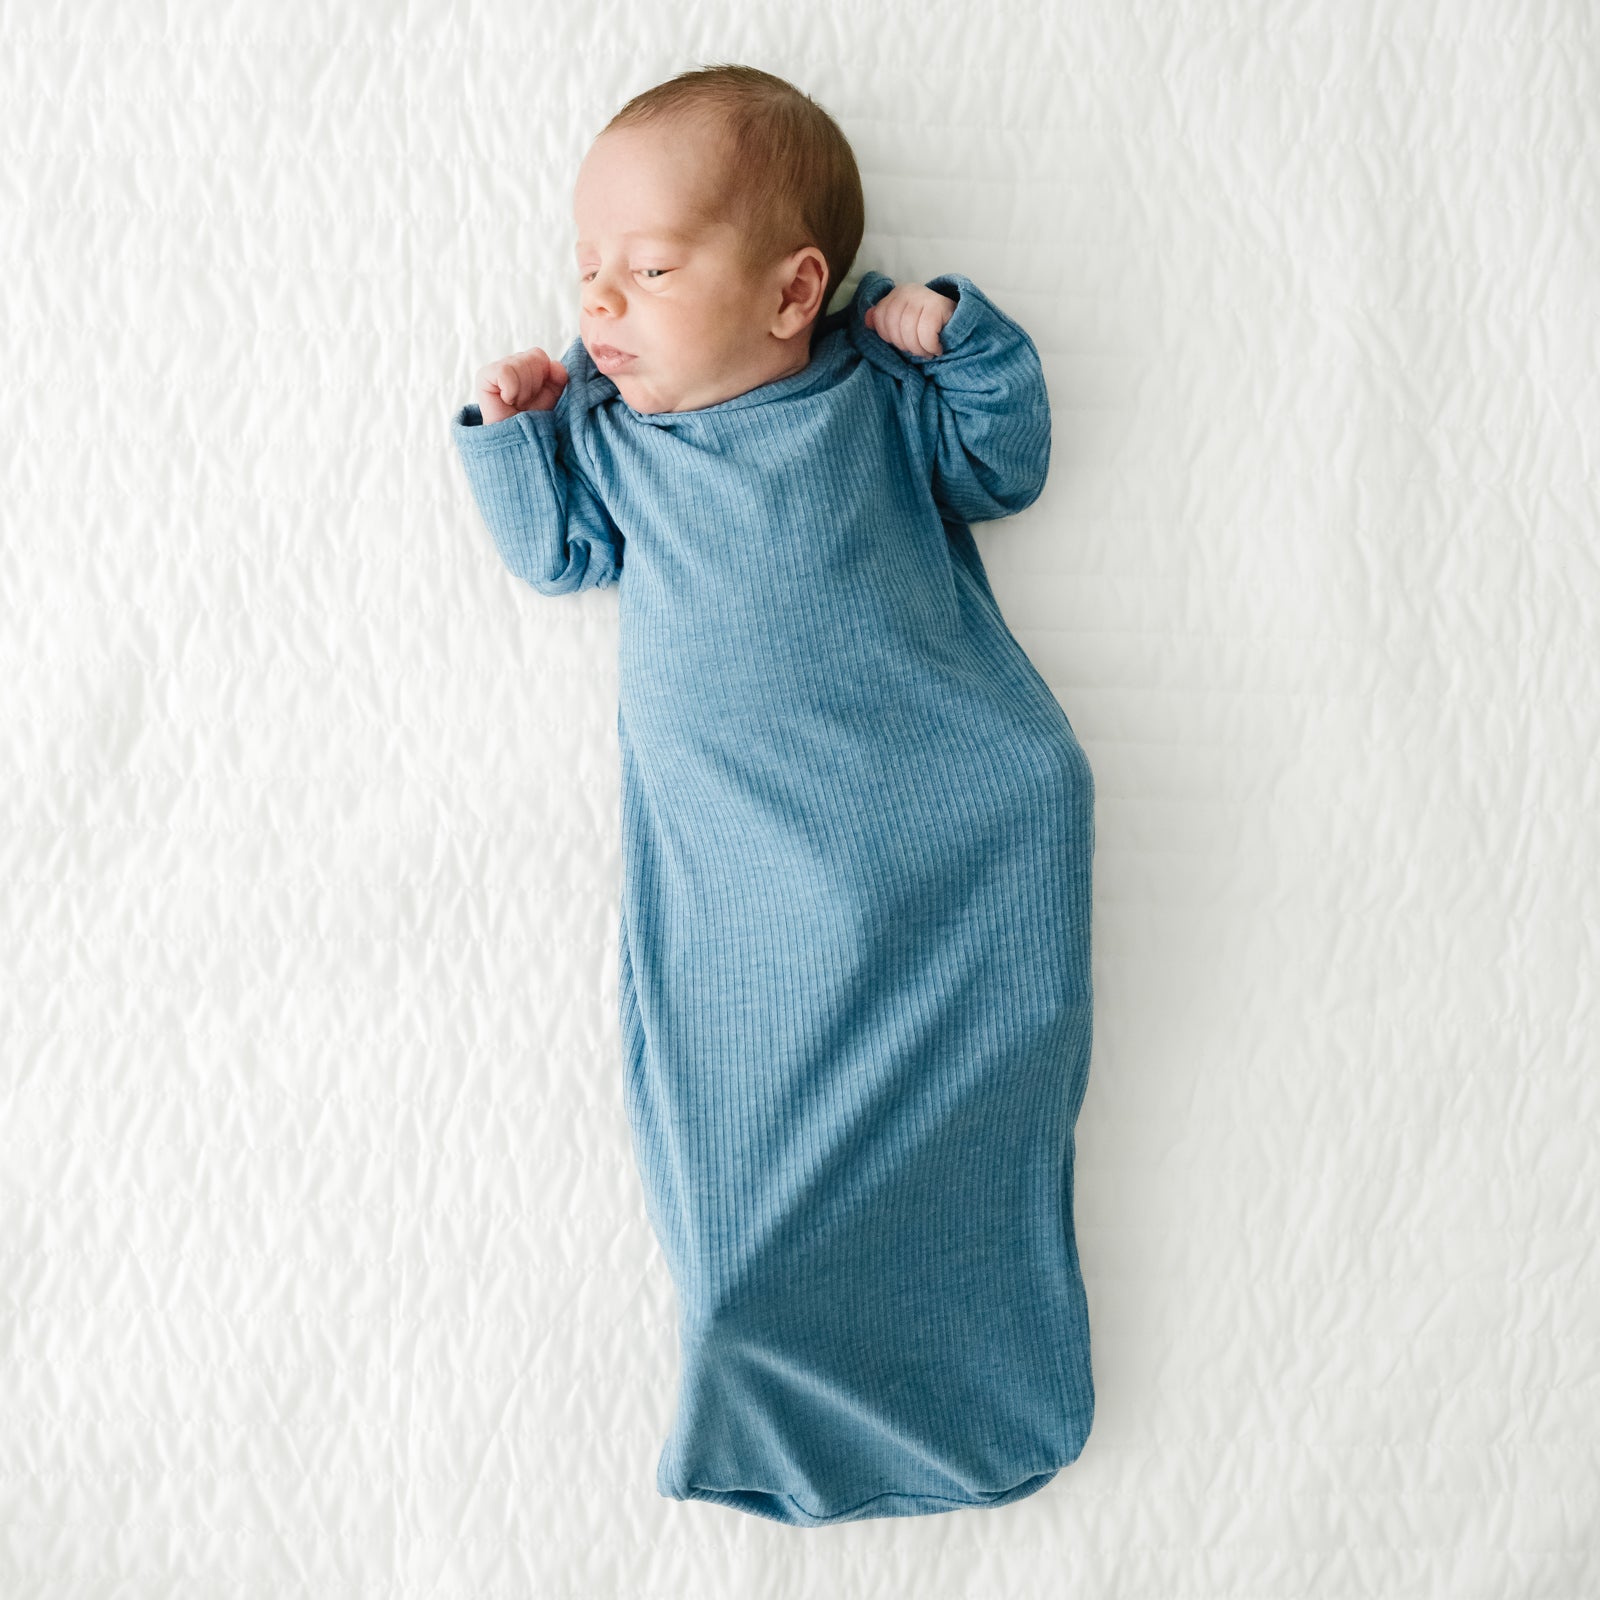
573, 125, 824, 414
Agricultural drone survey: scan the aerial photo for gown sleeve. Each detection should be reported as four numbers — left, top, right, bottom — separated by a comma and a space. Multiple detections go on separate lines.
861, 273, 1053, 526
449, 392, 623, 595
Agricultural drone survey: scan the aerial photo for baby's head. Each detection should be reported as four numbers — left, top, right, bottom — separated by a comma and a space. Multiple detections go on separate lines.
573, 65, 865, 415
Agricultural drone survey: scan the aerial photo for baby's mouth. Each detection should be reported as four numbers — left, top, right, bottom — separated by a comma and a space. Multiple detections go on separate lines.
591, 344, 637, 370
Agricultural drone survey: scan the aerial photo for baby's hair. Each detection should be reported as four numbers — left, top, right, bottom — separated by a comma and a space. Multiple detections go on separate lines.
600, 64, 866, 327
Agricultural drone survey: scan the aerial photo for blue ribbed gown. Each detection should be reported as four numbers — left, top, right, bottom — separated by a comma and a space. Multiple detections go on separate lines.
450, 269, 1096, 1527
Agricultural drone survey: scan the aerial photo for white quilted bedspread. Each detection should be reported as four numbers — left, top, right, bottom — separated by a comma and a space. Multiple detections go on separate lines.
7, 1, 1597, 1594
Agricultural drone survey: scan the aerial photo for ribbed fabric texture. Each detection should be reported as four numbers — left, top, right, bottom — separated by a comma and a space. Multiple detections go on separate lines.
450, 270, 1097, 1527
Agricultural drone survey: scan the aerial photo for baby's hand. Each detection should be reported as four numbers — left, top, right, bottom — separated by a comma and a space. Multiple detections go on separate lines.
863, 284, 957, 358
473, 348, 568, 425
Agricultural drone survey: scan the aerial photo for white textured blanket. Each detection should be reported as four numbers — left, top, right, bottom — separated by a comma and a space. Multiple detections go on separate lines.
8, 3, 1595, 1594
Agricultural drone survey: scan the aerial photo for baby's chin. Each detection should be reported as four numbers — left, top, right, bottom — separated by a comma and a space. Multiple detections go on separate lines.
604, 368, 694, 416
600, 354, 775, 415
607, 372, 663, 413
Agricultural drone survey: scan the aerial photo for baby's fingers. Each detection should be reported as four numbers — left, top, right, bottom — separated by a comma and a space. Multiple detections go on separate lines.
480, 358, 523, 408
503, 348, 553, 406
865, 291, 941, 358
529, 359, 567, 412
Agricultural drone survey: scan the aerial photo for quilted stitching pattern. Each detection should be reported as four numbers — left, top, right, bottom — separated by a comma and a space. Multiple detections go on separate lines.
8, 6, 1596, 1593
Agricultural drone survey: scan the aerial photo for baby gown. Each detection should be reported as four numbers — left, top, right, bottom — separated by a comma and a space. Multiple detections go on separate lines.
450, 269, 1096, 1527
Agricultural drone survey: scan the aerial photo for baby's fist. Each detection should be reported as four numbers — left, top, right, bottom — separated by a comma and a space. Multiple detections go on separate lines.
474, 347, 567, 425
863, 284, 956, 358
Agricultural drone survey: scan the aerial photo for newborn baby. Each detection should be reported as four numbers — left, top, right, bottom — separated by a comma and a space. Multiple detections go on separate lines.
450, 65, 1097, 1529
473, 115, 950, 421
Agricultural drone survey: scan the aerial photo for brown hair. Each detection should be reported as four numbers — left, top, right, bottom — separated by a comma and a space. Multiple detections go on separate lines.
599, 64, 865, 328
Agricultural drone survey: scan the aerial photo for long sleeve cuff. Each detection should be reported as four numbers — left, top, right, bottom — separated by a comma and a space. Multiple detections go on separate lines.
447, 400, 621, 593
889, 274, 1052, 523
919, 274, 1027, 361
451, 402, 558, 456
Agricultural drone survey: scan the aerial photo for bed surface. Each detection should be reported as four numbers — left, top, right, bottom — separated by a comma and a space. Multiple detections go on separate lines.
7, 3, 1596, 1594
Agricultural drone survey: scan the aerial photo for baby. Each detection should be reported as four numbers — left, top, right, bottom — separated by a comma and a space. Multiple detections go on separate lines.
472, 100, 952, 423
450, 65, 1097, 1530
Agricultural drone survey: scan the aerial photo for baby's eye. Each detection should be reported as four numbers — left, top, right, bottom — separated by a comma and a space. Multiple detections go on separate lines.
578, 268, 669, 283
